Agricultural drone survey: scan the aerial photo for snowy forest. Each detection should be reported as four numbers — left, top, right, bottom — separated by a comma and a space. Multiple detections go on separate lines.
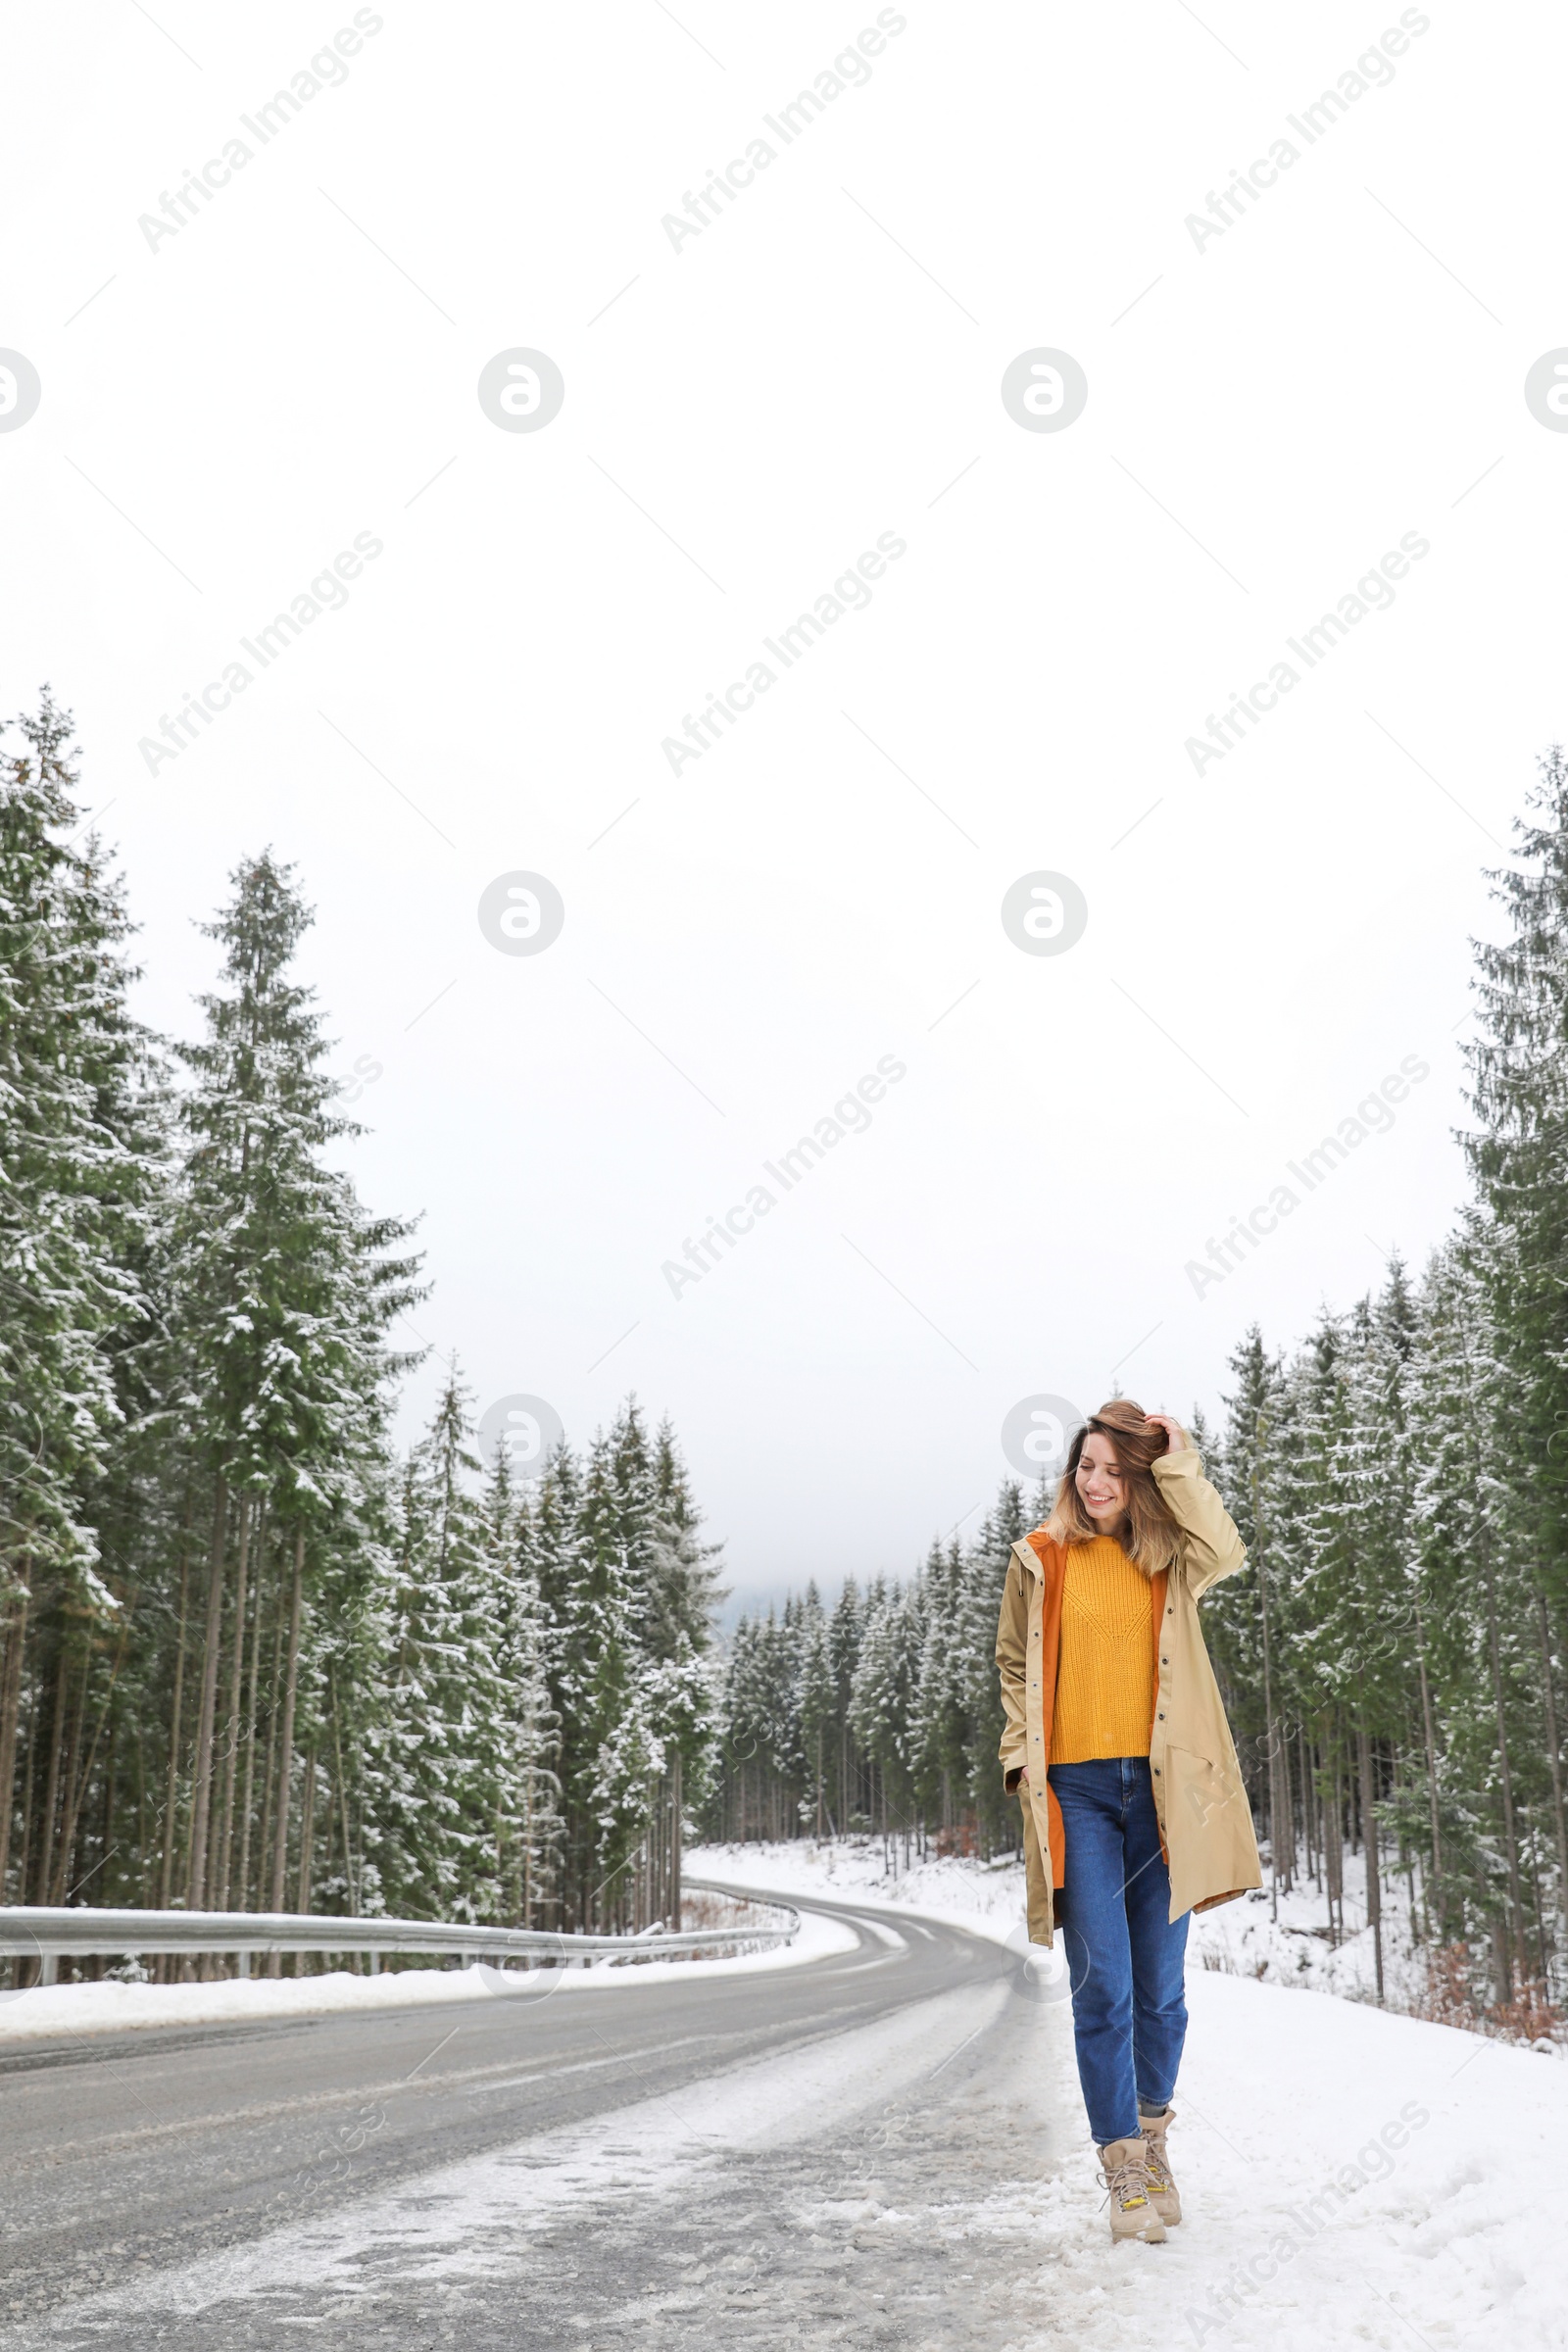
0, 694, 722, 1957
5, 688, 1568, 2035
708, 751, 1568, 2033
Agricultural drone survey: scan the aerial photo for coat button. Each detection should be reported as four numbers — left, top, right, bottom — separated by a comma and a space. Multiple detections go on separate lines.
1161, 1656, 1168, 1664
1152, 1766, 1160, 1775
1158, 1711, 1165, 1720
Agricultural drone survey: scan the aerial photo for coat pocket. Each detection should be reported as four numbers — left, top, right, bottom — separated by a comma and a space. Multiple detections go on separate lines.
1164, 1743, 1250, 1841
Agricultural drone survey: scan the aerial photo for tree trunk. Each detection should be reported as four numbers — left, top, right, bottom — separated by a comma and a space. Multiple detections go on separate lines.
1324, 1731, 1343, 1945
0, 1560, 31, 1898
16, 1676, 38, 1935
88, 1693, 116, 1909
1357, 1718, 1384, 2002
215, 1496, 253, 1911
135, 1718, 150, 1904
1528, 1806, 1550, 1986
52, 1657, 90, 1902
319, 1759, 339, 1906
1404, 1593, 1444, 1944
1250, 1429, 1283, 1918
185, 1475, 230, 1908
1535, 1590, 1568, 1954
236, 1510, 269, 1912
1392, 1740, 1418, 1944
524, 1775, 536, 1925
670, 1748, 682, 1933
33, 1646, 70, 1905
1481, 1555, 1525, 1994
256, 1584, 285, 1912
295, 1742, 317, 1913
56, 1633, 125, 1905
159, 1537, 191, 1913
330, 1672, 357, 1919
654, 1787, 663, 1928
1276, 1711, 1295, 1894
98, 1702, 119, 1905
267, 1531, 305, 1973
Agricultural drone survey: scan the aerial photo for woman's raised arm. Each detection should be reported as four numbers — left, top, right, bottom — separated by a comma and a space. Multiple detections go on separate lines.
1151, 1446, 1247, 1598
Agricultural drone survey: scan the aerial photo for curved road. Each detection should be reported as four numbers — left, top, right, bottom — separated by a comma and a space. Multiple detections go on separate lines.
0, 1885, 1073, 2349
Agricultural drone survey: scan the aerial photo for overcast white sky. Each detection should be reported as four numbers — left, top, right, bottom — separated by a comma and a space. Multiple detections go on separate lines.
2, 0, 1562, 1614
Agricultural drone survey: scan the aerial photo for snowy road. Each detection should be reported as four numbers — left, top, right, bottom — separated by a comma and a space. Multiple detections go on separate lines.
0, 1887, 1058, 2349
6, 1883, 1561, 2352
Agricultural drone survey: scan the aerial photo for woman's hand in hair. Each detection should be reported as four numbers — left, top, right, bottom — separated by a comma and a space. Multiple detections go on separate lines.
1145, 1412, 1191, 1452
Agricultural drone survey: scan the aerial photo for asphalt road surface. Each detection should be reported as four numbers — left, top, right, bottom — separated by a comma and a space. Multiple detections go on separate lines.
0, 1885, 1075, 2350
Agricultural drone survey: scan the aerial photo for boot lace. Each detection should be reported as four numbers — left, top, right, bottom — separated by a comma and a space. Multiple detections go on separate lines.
1099, 2148, 1154, 2215
1143, 2133, 1174, 2193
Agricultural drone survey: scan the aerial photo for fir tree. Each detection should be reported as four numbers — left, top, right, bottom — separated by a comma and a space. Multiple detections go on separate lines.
0, 694, 165, 1903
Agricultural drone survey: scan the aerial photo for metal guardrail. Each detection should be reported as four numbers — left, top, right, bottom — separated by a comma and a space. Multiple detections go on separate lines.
0, 1897, 801, 1985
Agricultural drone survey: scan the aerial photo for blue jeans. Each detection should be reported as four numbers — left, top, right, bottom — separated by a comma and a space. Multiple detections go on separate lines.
1048, 1756, 1189, 2146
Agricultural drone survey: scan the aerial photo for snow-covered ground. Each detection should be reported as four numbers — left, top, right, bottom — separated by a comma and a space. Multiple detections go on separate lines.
1014, 1967, 1567, 2351
692, 1839, 1568, 2349
966, 1965, 1564, 2352
0, 1898, 854, 2043
1186, 1842, 1431, 2009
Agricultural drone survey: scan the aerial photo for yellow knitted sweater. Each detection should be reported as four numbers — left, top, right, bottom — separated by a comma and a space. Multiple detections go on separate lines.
1050, 1537, 1154, 1763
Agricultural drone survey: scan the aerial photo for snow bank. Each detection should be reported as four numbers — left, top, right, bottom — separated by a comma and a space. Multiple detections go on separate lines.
688, 1838, 1028, 1946
1186, 1843, 1428, 2006
0, 1902, 855, 2043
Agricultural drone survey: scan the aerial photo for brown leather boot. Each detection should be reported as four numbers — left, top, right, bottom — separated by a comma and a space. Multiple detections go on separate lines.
1140, 2106, 1181, 2226
1098, 2136, 1167, 2242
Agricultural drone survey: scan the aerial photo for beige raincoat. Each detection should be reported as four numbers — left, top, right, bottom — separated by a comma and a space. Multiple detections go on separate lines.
995, 1447, 1261, 1945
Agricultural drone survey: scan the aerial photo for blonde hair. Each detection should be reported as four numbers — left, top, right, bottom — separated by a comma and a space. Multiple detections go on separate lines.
1047, 1398, 1181, 1579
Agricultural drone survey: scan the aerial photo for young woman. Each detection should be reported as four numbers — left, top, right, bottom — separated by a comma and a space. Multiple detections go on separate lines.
996, 1399, 1260, 2243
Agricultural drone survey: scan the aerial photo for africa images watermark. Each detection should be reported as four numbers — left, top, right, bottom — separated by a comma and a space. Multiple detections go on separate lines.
1183, 531, 1429, 778
136, 531, 383, 774
661, 10, 908, 255
662, 1054, 907, 1298
1185, 2100, 1430, 2345
1185, 1054, 1429, 1300
477, 1395, 564, 1482
661, 532, 906, 778
337, 1051, 383, 1103
136, 10, 386, 254
1183, 10, 1432, 256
